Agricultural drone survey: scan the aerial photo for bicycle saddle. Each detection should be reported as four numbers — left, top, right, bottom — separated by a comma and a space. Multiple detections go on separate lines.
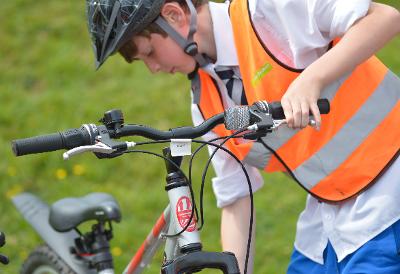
49, 192, 121, 232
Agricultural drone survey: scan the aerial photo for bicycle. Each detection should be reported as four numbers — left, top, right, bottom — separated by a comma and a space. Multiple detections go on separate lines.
11, 99, 330, 274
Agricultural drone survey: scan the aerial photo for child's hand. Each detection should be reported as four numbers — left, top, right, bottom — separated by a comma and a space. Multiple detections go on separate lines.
281, 73, 322, 130
279, 3, 400, 132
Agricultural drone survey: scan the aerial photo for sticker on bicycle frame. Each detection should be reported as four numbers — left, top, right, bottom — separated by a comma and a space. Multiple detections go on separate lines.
170, 139, 192, 156
176, 196, 196, 232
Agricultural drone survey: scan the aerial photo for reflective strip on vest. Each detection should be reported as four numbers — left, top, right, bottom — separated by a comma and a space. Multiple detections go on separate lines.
294, 71, 400, 190
243, 72, 352, 169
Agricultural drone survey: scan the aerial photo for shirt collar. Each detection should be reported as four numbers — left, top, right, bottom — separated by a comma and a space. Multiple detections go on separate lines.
208, 1, 239, 67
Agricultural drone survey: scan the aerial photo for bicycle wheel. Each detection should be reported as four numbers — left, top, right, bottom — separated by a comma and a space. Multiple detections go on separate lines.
21, 245, 76, 274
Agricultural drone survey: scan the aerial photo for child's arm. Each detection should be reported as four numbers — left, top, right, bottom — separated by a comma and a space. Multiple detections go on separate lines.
281, 2, 400, 130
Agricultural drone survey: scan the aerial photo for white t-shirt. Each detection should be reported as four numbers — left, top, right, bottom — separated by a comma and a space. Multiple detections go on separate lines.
191, 0, 400, 264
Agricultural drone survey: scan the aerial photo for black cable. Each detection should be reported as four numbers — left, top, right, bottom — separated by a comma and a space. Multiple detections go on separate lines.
122, 148, 198, 238
134, 140, 170, 146
187, 133, 248, 229
257, 138, 306, 191
134, 136, 245, 231
187, 136, 227, 229
194, 130, 254, 274
125, 134, 254, 274
184, 129, 252, 274
133, 140, 202, 224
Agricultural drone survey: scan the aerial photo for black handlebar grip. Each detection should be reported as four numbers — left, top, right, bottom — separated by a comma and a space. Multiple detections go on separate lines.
269, 98, 330, 120
0, 254, 9, 265
11, 127, 95, 156
12, 133, 65, 156
0, 232, 5, 247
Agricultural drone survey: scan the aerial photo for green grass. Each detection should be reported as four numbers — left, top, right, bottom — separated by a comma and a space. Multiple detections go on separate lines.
0, 1, 399, 273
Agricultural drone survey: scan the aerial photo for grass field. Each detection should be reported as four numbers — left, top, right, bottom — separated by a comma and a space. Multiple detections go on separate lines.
0, 1, 399, 273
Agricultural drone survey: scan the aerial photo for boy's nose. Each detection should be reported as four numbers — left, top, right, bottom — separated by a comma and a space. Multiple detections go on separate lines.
145, 60, 161, 74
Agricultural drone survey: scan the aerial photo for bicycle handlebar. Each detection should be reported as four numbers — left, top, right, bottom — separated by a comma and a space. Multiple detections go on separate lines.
11, 113, 225, 157
117, 113, 225, 140
11, 99, 330, 157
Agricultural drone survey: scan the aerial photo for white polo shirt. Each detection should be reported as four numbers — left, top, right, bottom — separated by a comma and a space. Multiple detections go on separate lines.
191, 0, 400, 264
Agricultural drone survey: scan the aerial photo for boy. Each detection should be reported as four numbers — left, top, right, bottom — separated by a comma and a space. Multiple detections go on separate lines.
86, 0, 400, 273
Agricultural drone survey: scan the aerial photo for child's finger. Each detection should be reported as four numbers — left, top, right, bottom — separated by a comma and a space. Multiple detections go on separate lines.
281, 99, 294, 128
309, 102, 321, 130
300, 101, 310, 128
291, 102, 302, 129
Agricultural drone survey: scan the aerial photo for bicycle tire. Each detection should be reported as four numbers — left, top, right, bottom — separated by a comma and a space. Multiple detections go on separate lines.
20, 245, 76, 274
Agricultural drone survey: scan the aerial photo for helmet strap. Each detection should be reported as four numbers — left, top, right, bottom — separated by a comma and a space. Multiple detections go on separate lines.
154, 0, 209, 68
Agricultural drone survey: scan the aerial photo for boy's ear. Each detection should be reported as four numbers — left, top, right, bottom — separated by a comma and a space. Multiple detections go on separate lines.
160, 2, 187, 27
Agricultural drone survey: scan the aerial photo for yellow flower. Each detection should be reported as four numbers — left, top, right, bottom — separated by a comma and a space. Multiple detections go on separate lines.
111, 247, 122, 257
73, 164, 86, 176
6, 185, 23, 199
56, 168, 67, 180
7, 166, 17, 177
19, 250, 28, 260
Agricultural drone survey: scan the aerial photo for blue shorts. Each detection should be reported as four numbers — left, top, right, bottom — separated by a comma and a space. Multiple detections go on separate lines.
287, 219, 400, 274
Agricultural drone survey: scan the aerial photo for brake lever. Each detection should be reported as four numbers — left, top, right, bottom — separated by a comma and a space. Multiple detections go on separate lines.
272, 119, 286, 130
271, 118, 317, 130
63, 141, 136, 160
247, 118, 317, 133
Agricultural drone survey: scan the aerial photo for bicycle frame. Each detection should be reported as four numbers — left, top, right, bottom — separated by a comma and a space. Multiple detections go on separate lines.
12, 149, 240, 274
124, 204, 200, 274
123, 206, 171, 274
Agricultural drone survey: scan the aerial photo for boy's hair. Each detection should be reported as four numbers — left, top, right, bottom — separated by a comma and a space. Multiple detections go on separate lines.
118, 0, 207, 63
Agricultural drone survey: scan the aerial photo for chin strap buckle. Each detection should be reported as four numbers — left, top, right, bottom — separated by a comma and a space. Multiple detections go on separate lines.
184, 42, 199, 56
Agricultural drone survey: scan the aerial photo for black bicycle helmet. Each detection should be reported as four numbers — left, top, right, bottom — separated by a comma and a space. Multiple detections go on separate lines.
87, 0, 165, 69
86, 0, 209, 69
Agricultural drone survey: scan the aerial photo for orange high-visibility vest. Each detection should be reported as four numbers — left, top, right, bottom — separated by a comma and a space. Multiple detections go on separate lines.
195, 0, 400, 202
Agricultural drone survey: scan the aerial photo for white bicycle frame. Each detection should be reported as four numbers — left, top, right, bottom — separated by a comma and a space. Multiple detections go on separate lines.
124, 183, 201, 274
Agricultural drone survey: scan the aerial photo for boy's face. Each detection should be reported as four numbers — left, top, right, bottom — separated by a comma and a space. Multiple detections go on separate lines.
132, 33, 197, 75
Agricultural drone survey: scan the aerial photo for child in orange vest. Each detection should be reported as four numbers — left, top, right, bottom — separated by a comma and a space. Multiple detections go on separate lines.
86, 0, 400, 273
